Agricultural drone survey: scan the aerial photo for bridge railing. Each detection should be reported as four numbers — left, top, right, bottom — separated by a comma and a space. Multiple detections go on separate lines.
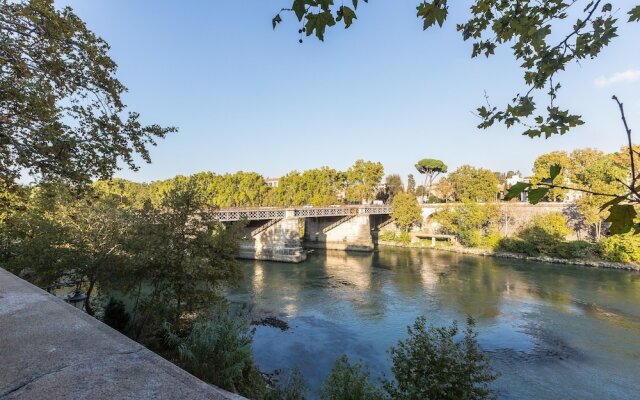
206, 205, 392, 221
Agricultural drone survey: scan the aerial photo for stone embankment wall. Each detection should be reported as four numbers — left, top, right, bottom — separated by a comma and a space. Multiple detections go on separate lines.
381, 202, 572, 238
304, 215, 374, 251
0, 268, 245, 400
238, 217, 306, 263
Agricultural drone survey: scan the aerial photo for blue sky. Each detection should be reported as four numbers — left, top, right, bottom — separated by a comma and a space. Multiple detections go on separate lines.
60, 1, 640, 183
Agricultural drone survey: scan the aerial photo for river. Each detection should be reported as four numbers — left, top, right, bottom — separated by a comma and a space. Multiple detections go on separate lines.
227, 248, 640, 399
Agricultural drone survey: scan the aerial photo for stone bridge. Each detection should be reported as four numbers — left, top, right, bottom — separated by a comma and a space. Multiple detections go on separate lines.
208, 203, 569, 263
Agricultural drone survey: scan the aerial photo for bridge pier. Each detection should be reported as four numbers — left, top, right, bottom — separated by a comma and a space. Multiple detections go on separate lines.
237, 213, 306, 263
304, 214, 374, 252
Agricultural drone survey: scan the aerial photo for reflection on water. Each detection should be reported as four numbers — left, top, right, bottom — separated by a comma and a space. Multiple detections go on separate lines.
227, 248, 640, 399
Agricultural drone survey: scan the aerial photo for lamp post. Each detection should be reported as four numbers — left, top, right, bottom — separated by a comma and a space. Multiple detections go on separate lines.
66, 282, 86, 310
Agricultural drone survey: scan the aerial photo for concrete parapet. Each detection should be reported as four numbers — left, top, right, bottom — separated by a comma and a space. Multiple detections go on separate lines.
0, 268, 245, 400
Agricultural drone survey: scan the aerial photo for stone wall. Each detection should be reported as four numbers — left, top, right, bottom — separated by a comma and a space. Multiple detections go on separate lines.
238, 217, 306, 263
304, 215, 374, 251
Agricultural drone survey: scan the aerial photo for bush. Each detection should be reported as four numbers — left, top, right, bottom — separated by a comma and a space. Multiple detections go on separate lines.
551, 240, 597, 259
433, 203, 499, 247
320, 355, 385, 400
385, 317, 497, 400
398, 231, 412, 245
601, 234, 640, 263
497, 238, 538, 256
379, 231, 397, 242
271, 368, 307, 400
164, 313, 266, 398
102, 298, 130, 334
518, 213, 569, 254
482, 233, 502, 250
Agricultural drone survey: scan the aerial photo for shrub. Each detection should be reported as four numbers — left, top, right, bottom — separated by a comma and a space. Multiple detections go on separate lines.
385, 317, 497, 400
497, 238, 538, 256
379, 231, 397, 242
102, 298, 130, 334
482, 233, 502, 250
398, 231, 412, 245
518, 213, 569, 254
164, 313, 266, 398
551, 240, 596, 259
320, 355, 385, 400
601, 234, 640, 263
271, 368, 307, 400
433, 203, 499, 247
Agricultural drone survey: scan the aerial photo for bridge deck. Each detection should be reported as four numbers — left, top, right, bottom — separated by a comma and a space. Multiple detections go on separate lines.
206, 205, 392, 222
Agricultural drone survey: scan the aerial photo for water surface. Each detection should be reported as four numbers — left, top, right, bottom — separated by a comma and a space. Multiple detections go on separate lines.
228, 248, 640, 399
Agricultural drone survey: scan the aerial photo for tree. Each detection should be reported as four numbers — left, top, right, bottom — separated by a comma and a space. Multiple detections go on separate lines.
531, 151, 571, 202
345, 160, 384, 204
384, 316, 497, 400
518, 213, 570, 254
0, 0, 175, 185
415, 159, 447, 202
125, 181, 245, 337
3, 183, 132, 315
436, 177, 455, 203
434, 203, 499, 247
274, 1, 638, 139
320, 355, 385, 400
407, 174, 416, 194
391, 192, 422, 232
448, 165, 499, 203
385, 174, 404, 201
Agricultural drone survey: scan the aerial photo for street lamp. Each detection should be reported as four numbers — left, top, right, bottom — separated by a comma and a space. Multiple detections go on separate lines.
66, 283, 86, 310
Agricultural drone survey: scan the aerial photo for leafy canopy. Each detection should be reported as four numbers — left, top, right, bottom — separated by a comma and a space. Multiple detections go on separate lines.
0, 0, 175, 184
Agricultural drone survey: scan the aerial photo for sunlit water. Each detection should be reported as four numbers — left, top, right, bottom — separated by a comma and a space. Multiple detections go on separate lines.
227, 248, 640, 399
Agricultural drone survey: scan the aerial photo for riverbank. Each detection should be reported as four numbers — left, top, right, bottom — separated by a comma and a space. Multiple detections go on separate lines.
377, 241, 640, 271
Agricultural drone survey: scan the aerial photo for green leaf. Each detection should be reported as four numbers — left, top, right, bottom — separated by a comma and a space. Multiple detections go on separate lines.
602, 3, 612, 12
292, 0, 311, 21
305, 11, 335, 41
527, 187, 549, 204
605, 204, 637, 234
352, 0, 358, 9
628, 5, 640, 22
549, 164, 562, 180
341, 6, 357, 28
272, 14, 282, 30
505, 182, 530, 201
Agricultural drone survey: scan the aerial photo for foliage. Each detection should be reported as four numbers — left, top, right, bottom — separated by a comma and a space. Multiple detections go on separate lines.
398, 231, 412, 245
497, 238, 538, 257
434, 203, 499, 247
2, 183, 132, 314
415, 159, 447, 200
447, 165, 499, 202
271, 368, 307, 400
0, 0, 175, 184
273, 1, 638, 138
552, 240, 598, 260
385, 174, 405, 200
531, 151, 571, 202
505, 97, 640, 235
384, 316, 497, 400
517, 213, 570, 254
436, 177, 455, 203
391, 192, 422, 232
102, 298, 131, 334
601, 234, 640, 263
164, 314, 266, 398
319, 355, 385, 400
125, 181, 244, 337
379, 230, 397, 242
345, 160, 384, 203
267, 167, 343, 207
407, 174, 416, 194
